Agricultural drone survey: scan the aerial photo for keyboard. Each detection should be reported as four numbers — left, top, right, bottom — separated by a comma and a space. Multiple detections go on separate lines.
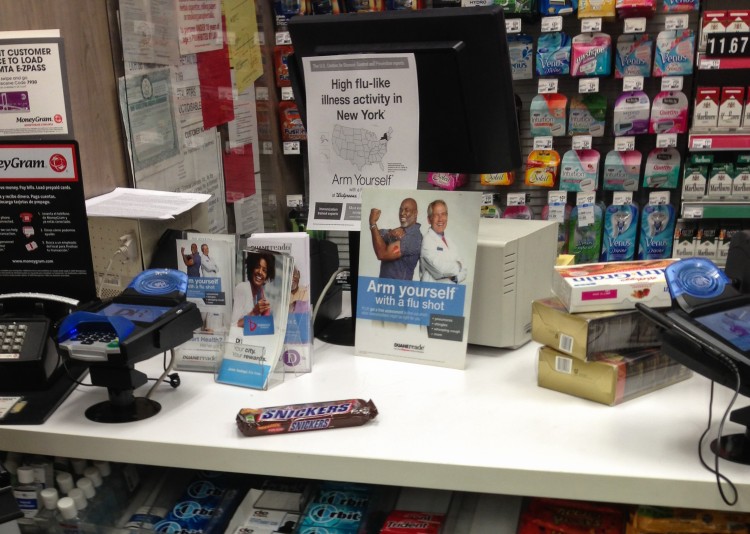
58, 321, 122, 362
0, 319, 49, 362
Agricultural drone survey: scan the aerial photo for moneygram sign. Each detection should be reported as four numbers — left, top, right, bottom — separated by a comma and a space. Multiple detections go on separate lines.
0, 144, 77, 181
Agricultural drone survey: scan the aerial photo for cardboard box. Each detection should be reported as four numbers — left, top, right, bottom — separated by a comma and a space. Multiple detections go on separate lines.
692, 87, 719, 130
537, 346, 693, 406
719, 87, 745, 128
532, 297, 661, 361
551, 260, 678, 313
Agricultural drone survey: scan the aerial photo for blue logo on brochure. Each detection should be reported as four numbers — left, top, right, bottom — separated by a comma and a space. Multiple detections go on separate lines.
244, 314, 274, 336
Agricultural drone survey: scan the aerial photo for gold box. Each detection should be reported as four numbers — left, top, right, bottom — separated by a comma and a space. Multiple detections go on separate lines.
537, 346, 693, 406
531, 297, 661, 361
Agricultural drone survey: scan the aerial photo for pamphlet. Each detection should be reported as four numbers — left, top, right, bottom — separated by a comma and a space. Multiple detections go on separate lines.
174, 233, 236, 372
216, 248, 293, 389
355, 188, 481, 369
247, 232, 313, 374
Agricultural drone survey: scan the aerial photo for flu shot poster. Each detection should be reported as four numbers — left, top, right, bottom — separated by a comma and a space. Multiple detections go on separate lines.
302, 53, 419, 231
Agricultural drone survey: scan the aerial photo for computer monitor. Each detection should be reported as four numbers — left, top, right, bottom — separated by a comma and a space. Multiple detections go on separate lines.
287, 5, 521, 174
287, 6, 522, 345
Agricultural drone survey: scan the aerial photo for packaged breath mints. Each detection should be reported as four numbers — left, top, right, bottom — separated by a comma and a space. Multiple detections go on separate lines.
530, 94, 568, 136
603, 150, 641, 191
508, 34, 534, 80
649, 91, 689, 134
571, 33, 612, 77
653, 30, 695, 77
525, 149, 560, 188
578, 0, 615, 18
540, 0, 577, 15
568, 202, 604, 264
638, 203, 675, 260
643, 148, 680, 188
601, 203, 639, 262
613, 91, 650, 136
615, 34, 652, 78
560, 149, 600, 192
537, 32, 572, 77
662, 0, 698, 12
568, 94, 607, 136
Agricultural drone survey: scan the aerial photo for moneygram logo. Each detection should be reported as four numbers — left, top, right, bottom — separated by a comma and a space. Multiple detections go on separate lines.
49, 153, 67, 173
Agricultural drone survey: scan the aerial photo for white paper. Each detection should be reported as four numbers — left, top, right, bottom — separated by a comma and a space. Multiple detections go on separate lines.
302, 53, 419, 231
119, 0, 181, 66
233, 195, 265, 235
86, 187, 210, 219
176, 0, 223, 55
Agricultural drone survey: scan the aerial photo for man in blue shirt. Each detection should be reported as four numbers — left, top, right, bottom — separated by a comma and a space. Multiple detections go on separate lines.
181, 243, 201, 277
368, 197, 422, 280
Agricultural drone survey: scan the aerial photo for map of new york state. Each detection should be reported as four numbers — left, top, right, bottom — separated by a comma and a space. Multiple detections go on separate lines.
332, 124, 393, 171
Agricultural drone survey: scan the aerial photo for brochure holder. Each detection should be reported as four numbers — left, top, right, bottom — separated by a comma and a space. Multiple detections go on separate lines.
215, 248, 294, 391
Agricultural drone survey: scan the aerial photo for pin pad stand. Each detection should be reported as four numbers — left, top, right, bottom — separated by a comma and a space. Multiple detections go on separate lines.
57, 270, 202, 423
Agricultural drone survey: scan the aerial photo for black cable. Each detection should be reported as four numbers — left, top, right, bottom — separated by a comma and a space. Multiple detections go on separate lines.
696, 355, 740, 507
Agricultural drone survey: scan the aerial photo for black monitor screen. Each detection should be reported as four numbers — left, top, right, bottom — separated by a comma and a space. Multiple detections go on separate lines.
696, 304, 750, 353
288, 6, 521, 174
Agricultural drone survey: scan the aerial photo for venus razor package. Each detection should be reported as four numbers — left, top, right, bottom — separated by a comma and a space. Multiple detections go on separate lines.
480, 172, 515, 186
560, 149, 600, 192
613, 91, 650, 136
568, 94, 606, 136
601, 203, 639, 261
653, 30, 695, 77
578, 0, 615, 18
502, 205, 534, 219
615, 34, 652, 79
427, 172, 468, 190
662, 0, 698, 12
525, 149, 561, 188
508, 34, 534, 80
496, 0, 537, 13
643, 148, 681, 189
637, 203, 675, 260
603, 150, 641, 191
649, 91, 688, 134
537, 32, 572, 77
568, 202, 604, 264
542, 200, 573, 254
571, 33, 612, 77
540, 0, 577, 16
530, 94, 568, 136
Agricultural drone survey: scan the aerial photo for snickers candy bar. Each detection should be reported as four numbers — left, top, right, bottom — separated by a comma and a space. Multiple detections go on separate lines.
236, 398, 378, 437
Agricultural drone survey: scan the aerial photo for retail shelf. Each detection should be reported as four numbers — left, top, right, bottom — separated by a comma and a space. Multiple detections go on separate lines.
681, 200, 750, 219
688, 132, 750, 151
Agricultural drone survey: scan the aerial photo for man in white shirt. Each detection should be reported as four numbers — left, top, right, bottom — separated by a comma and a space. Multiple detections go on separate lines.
200, 244, 219, 276
420, 199, 467, 284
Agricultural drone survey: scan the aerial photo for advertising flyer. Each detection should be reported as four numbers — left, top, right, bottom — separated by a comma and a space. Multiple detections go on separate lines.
0, 142, 95, 302
302, 54, 419, 231
173, 233, 235, 372
355, 188, 481, 369
0, 38, 71, 137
